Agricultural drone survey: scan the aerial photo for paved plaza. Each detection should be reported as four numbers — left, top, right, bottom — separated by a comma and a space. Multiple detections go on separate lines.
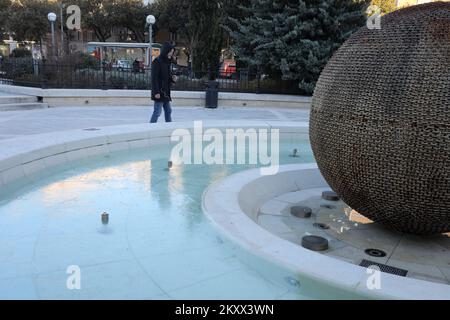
0, 104, 310, 141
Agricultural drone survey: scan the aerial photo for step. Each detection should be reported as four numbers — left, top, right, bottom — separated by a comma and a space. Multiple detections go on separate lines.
0, 95, 38, 104
0, 102, 49, 111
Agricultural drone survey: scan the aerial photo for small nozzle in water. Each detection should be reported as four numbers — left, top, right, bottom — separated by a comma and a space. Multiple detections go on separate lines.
290, 149, 299, 158
101, 212, 109, 225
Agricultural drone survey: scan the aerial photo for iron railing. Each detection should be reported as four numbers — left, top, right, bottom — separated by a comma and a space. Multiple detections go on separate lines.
0, 58, 302, 95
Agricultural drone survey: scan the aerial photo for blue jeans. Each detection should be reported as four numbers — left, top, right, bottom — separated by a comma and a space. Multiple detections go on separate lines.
150, 100, 172, 123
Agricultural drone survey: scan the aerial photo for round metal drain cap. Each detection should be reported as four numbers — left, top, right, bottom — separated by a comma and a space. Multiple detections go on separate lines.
365, 248, 387, 258
302, 235, 329, 251
313, 223, 330, 230
322, 191, 339, 201
290, 206, 312, 218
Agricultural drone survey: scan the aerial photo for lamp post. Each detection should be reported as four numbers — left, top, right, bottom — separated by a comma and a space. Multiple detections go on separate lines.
59, 2, 65, 56
47, 12, 57, 57
146, 15, 156, 76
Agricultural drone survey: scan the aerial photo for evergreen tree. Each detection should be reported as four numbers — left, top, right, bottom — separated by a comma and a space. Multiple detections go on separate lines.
229, 0, 369, 95
195, 0, 225, 73
221, 0, 251, 68
156, 0, 225, 75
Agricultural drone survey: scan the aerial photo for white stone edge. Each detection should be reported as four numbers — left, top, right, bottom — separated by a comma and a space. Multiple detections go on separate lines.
201, 164, 450, 300
0, 84, 312, 103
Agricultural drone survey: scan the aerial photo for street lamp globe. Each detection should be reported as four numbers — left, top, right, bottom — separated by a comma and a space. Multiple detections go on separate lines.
47, 12, 57, 22
146, 15, 156, 25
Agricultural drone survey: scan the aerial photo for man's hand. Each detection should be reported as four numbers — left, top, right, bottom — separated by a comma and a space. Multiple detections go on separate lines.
154, 93, 161, 99
172, 75, 179, 83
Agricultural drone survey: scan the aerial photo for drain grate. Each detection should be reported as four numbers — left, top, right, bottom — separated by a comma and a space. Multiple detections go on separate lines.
360, 259, 408, 277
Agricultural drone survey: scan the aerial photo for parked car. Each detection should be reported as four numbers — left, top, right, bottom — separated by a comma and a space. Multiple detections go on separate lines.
171, 64, 187, 76
112, 59, 132, 71
220, 60, 237, 78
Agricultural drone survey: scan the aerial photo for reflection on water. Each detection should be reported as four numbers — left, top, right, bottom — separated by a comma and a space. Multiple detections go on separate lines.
0, 139, 359, 300
41, 160, 154, 203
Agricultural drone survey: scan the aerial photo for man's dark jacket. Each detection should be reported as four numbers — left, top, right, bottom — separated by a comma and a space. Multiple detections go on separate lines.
151, 42, 175, 102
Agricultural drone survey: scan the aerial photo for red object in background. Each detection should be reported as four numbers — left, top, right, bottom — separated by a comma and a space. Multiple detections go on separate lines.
220, 59, 236, 78
92, 48, 101, 60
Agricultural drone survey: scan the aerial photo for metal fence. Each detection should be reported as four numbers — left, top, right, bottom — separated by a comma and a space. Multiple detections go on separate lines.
0, 59, 302, 95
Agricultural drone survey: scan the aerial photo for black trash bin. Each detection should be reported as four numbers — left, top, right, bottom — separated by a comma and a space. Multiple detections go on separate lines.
205, 80, 219, 108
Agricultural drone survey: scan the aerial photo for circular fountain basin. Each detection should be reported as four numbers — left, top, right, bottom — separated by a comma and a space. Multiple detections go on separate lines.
0, 120, 346, 300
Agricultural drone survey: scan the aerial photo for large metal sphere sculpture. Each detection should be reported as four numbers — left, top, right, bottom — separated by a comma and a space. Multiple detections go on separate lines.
310, 3, 450, 235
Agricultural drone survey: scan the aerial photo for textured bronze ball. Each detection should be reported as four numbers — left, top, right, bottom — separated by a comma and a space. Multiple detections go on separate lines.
309, 3, 450, 235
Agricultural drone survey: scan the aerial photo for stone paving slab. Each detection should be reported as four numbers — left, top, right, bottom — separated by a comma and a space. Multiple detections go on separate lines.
0, 106, 310, 141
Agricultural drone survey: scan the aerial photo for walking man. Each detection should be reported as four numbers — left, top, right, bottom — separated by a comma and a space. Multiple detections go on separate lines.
150, 42, 178, 123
